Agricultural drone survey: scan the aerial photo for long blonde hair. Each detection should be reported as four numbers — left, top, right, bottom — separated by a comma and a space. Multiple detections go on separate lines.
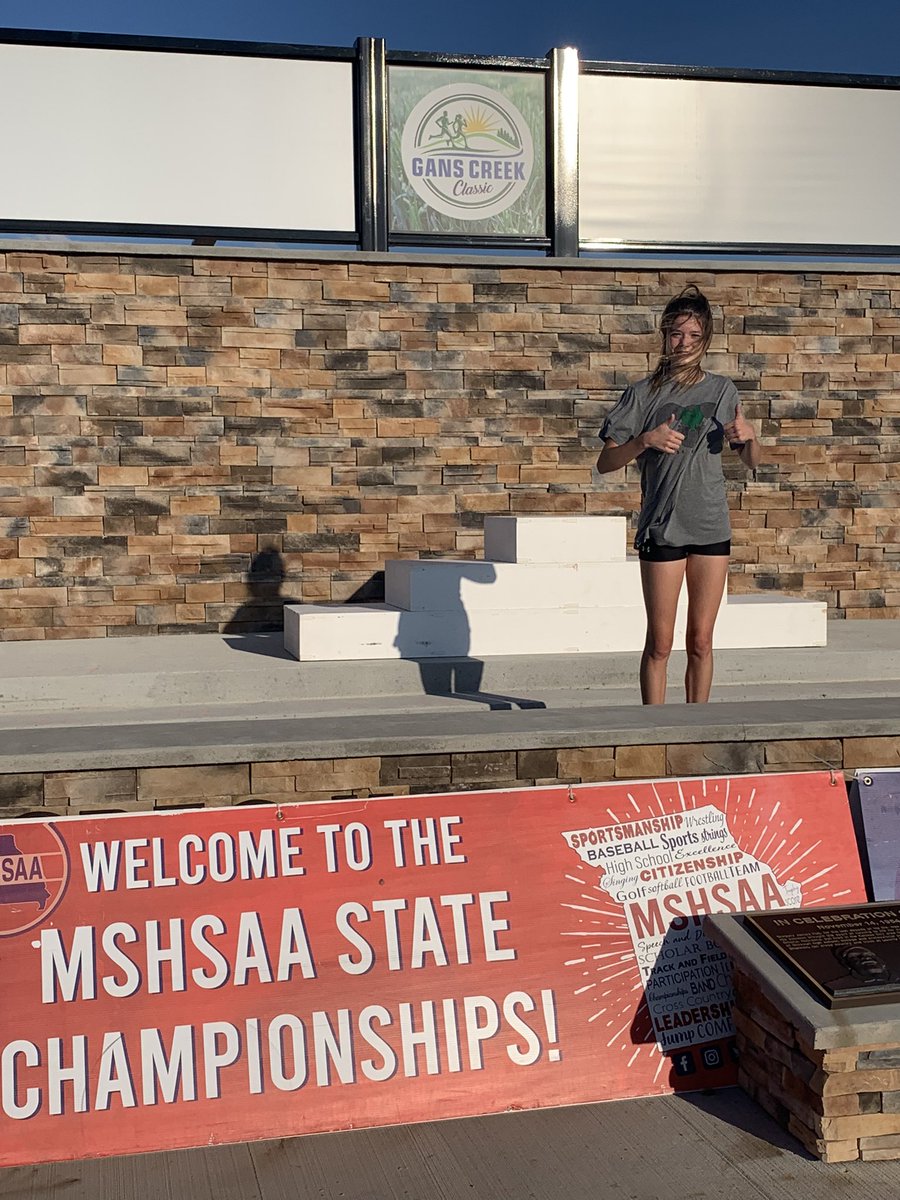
648, 284, 713, 393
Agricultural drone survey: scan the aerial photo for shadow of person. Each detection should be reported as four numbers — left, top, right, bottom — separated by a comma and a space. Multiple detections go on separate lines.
394, 561, 545, 710
628, 917, 738, 1093
223, 548, 300, 654
626, 918, 809, 1154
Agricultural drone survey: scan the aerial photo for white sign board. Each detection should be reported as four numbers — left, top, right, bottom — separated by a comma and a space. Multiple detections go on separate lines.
0, 43, 356, 234
579, 73, 900, 248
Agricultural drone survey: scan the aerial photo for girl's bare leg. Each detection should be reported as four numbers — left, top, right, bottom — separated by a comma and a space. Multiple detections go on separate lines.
684, 553, 730, 703
639, 558, 687, 705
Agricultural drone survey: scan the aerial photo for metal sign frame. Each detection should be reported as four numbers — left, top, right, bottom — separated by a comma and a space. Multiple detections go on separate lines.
578, 59, 900, 258
1, 26, 899, 258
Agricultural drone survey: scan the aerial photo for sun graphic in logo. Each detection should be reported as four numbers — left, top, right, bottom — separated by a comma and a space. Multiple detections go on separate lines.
462, 106, 496, 137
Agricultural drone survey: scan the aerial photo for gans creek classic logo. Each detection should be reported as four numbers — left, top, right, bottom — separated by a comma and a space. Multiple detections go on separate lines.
400, 82, 534, 220
0, 823, 69, 936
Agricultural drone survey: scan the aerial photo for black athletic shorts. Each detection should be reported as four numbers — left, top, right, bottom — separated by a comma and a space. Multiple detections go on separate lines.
638, 539, 731, 563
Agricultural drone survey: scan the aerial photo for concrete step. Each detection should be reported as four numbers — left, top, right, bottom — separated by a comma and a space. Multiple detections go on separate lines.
284, 592, 827, 661
484, 514, 627, 563
285, 602, 653, 659
714, 594, 827, 647
0, 622, 887, 715
384, 558, 645, 611
296, 512, 825, 661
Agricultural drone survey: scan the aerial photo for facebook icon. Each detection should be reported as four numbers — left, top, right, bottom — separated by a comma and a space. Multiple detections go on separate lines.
672, 1051, 697, 1077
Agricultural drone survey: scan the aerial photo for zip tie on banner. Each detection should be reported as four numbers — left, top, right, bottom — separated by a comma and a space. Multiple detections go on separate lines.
567, 784, 577, 803
811, 748, 844, 787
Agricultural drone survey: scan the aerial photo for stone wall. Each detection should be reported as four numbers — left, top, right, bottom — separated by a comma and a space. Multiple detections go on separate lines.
1, 733, 896, 819
0, 246, 898, 639
734, 964, 900, 1162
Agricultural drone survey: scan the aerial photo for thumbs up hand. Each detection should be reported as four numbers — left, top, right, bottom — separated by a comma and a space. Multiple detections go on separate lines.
640, 413, 685, 455
724, 401, 755, 446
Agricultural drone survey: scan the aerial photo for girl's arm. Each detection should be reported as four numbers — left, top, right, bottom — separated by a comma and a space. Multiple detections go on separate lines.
596, 416, 684, 473
596, 436, 645, 473
737, 438, 762, 469
724, 402, 762, 468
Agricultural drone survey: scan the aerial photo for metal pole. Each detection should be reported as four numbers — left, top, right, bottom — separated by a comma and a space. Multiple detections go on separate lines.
548, 46, 580, 258
355, 37, 389, 252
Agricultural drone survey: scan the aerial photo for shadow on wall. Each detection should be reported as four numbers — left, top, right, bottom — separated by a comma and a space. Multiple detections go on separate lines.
223, 547, 299, 635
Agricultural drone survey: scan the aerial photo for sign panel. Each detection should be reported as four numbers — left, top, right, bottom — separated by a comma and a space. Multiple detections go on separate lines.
0, 43, 356, 234
856, 769, 900, 901
746, 903, 900, 1008
0, 772, 864, 1165
390, 66, 545, 236
579, 73, 900, 248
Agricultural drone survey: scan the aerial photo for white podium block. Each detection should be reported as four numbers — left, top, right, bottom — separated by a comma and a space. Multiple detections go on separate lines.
469, 607, 648, 656
285, 602, 653, 661
713, 595, 827, 648
284, 591, 826, 661
385, 559, 498, 611
385, 559, 644, 612
283, 513, 829, 662
285, 603, 465, 661
484, 515, 626, 565
574, 562, 644, 609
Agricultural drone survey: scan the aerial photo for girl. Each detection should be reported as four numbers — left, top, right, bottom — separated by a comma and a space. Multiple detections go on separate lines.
596, 286, 760, 705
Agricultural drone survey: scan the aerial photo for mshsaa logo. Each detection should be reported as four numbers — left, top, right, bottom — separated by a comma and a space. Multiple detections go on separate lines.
0, 823, 69, 937
401, 82, 534, 220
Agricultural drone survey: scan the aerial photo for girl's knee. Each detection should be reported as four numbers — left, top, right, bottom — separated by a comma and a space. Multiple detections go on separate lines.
685, 629, 714, 659
644, 636, 674, 662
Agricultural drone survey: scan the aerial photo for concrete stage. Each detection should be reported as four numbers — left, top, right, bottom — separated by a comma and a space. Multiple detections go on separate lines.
0, 620, 896, 785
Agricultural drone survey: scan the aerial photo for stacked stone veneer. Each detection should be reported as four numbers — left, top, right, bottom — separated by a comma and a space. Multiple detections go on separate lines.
1, 734, 897, 821
734, 965, 900, 1162
0, 247, 898, 639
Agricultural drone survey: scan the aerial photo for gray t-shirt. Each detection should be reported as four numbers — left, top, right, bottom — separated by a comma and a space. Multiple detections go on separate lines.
599, 372, 740, 549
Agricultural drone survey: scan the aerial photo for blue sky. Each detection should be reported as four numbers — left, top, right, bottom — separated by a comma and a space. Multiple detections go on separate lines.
0, 0, 899, 73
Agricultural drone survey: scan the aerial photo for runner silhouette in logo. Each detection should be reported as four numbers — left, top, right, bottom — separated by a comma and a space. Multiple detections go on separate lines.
430, 110, 453, 145
428, 110, 469, 149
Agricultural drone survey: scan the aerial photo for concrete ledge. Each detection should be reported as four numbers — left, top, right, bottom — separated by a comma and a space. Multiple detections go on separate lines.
4, 237, 900, 276
1, 695, 897, 773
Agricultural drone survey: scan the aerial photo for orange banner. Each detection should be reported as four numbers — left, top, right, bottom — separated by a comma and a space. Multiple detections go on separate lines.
0, 772, 865, 1165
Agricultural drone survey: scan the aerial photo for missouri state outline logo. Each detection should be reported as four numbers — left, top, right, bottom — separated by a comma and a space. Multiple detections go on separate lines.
0, 823, 69, 937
